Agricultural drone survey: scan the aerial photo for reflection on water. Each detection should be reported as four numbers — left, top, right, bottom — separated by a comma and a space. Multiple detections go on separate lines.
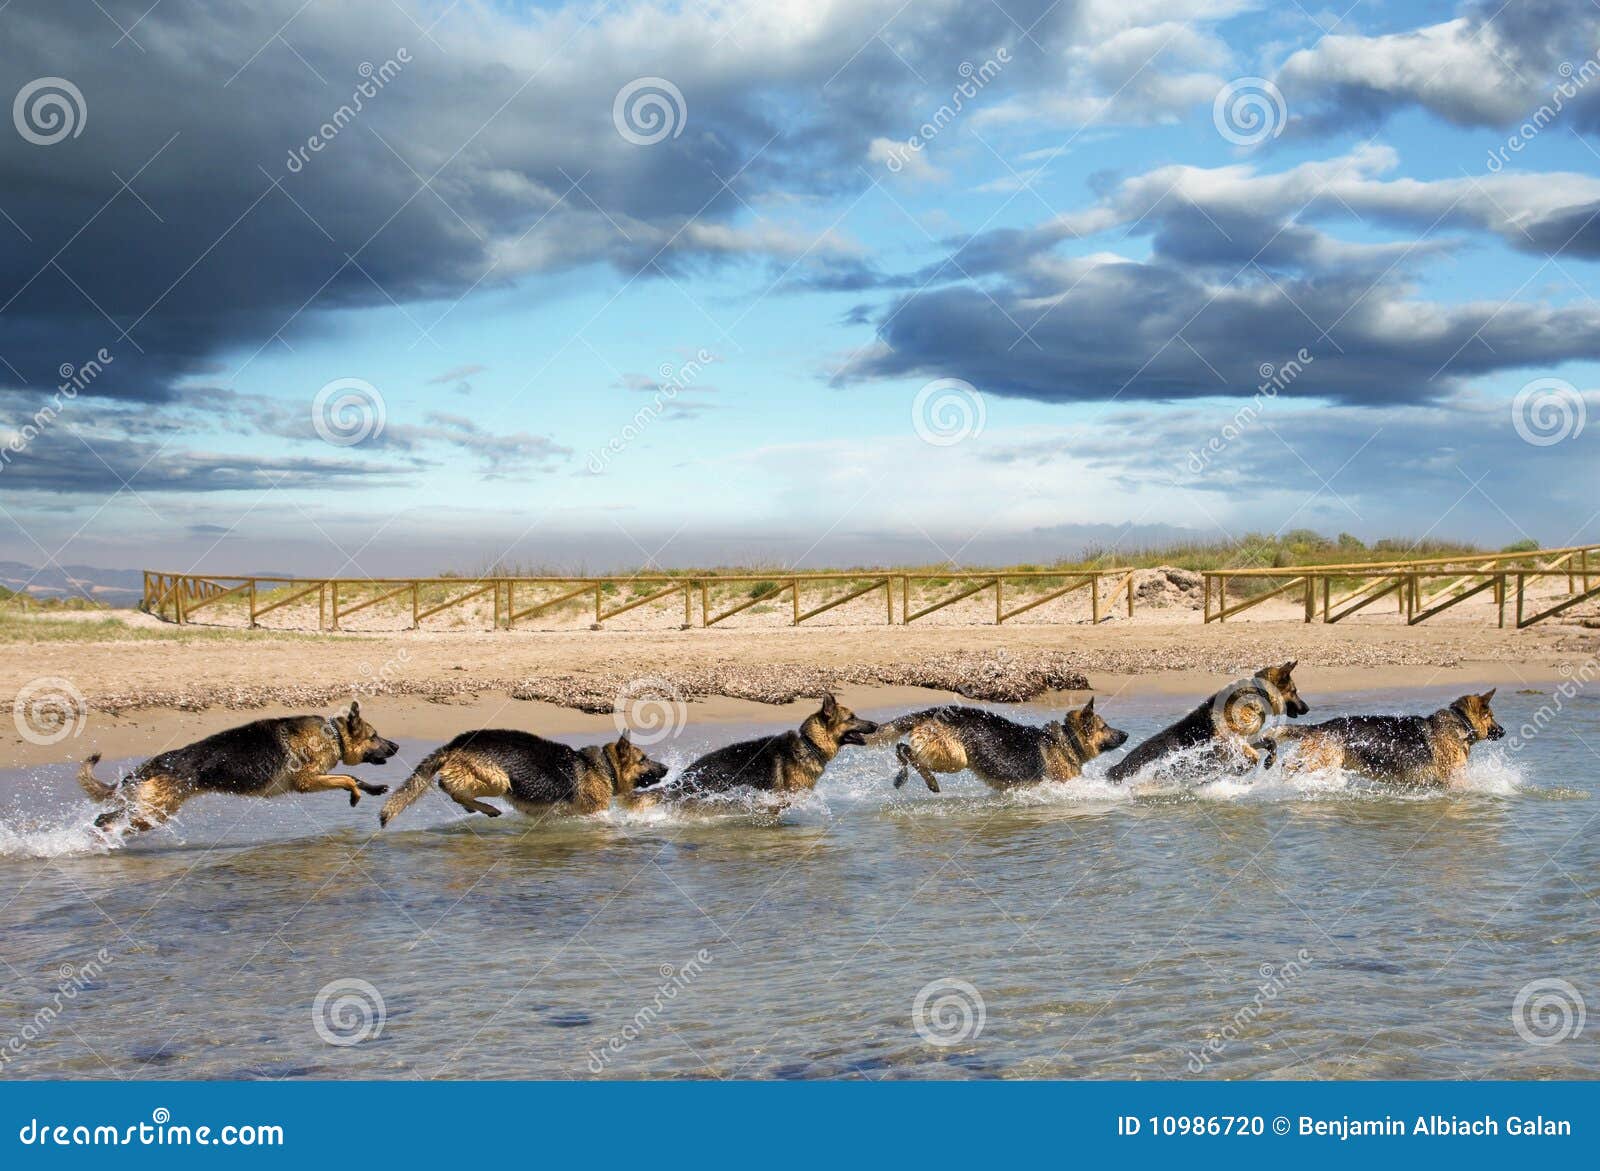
0, 686, 1595, 1080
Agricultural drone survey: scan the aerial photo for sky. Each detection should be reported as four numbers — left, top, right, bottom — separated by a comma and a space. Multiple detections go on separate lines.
1, 0, 1598, 576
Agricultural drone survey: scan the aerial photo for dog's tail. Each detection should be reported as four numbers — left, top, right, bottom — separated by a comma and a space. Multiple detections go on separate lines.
860, 711, 927, 747
77, 753, 119, 802
379, 748, 446, 828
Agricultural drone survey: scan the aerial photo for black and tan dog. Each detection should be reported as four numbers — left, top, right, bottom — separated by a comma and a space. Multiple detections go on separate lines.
639, 693, 877, 798
78, 701, 398, 834
872, 700, 1128, 792
378, 728, 669, 826
1105, 662, 1310, 783
1252, 690, 1503, 786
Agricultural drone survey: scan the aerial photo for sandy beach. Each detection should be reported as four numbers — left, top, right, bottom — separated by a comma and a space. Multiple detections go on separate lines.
4, 607, 1594, 767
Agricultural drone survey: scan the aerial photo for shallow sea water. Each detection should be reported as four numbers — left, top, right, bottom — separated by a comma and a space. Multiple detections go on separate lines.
1, 685, 1595, 1080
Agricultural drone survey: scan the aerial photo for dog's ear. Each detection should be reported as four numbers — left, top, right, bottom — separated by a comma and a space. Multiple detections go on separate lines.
618, 728, 632, 746
1081, 696, 1095, 717
347, 700, 361, 724
1479, 688, 1496, 704
1282, 660, 1297, 675
820, 692, 838, 717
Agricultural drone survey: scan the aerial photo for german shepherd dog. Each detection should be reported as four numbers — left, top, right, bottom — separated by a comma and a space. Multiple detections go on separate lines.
378, 729, 669, 826
1252, 690, 1504, 786
872, 699, 1128, 792
77, 701, 398, 834
1105, 662, 1310, 783
638, 693, 878, 797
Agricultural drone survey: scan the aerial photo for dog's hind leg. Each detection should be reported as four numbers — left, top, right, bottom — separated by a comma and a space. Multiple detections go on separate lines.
97, 776, 188, 834
436, 761, 504, 817
895, 742, 942, 793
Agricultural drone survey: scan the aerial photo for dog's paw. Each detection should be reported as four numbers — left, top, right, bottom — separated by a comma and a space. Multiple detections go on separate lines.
483, 806, 502, 817
893, 767, 908, 789
349, 791, 361, 807
359, 782, 389, 795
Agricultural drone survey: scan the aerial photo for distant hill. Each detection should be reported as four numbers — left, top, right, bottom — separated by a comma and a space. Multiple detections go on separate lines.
0, 561, 148, 607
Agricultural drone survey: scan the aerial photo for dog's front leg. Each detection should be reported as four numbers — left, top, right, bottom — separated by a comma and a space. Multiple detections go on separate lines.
298, 773, 366, 806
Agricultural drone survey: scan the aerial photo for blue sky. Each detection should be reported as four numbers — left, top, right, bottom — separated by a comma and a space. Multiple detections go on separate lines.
1, 0, 1597, 574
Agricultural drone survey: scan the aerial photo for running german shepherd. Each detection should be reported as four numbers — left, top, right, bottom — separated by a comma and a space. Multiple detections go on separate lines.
639, 693, 878, 797
378, 729, 669, 826
1105, 662, 1310, 783
871, 700, 1128, 792
77, 701, 398, 834
1251, 690, 1504, 786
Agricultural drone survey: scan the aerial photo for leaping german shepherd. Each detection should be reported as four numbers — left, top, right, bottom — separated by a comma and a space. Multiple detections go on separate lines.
378, 728, 669, 826
869, 700, 1128, 792
77, 701, 398, 834
1251, 690, 1504, 786
1105, 662, 1310, 783
636, 693, 877, 797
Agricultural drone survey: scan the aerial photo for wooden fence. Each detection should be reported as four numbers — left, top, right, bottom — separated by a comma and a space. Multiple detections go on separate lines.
1201, 545, 1599, 628
141, 568, 1138, 630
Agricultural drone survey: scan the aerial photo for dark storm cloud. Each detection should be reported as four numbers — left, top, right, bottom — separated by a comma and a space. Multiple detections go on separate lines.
0, 0, 1070, 404
832, 145, 1600, 404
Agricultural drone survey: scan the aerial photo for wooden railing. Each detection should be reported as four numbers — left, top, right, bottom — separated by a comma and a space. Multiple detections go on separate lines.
141, 568, 1137, 630
1200, 545, 1599, 628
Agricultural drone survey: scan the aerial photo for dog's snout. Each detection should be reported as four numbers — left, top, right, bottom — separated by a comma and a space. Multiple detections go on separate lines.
1289, 699, 1310, 717
1488, 723, 1506, 741
1107, 728, 1130, 748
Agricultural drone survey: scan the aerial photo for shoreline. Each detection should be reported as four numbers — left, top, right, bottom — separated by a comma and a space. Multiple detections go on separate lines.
4, 656, 1585, 771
